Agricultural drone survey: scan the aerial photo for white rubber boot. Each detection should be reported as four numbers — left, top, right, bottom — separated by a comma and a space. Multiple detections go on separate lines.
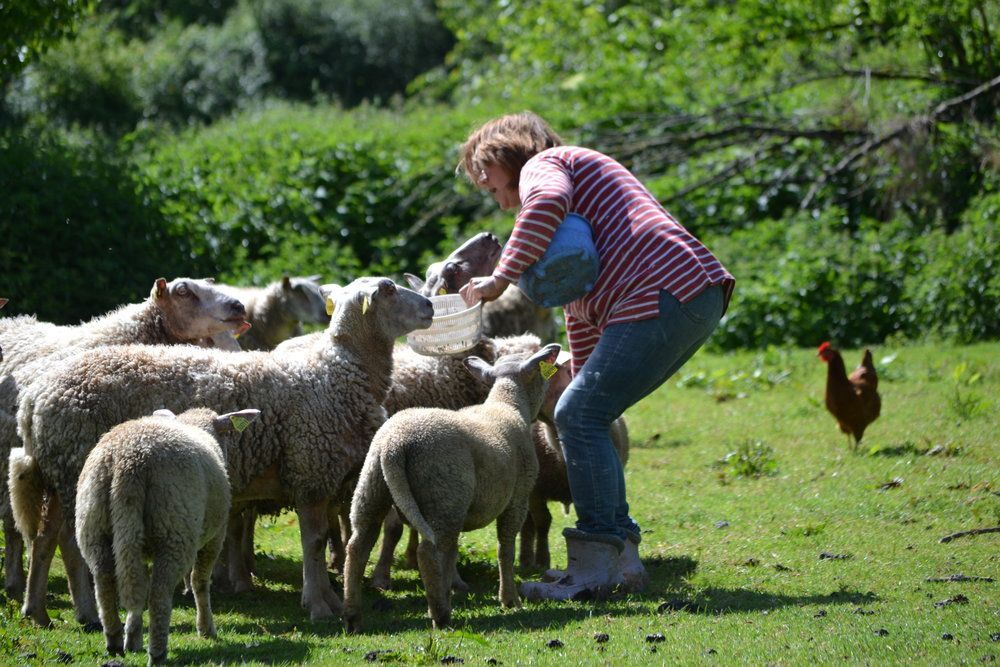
620, 532, 649, 593
519, 529, 624, 601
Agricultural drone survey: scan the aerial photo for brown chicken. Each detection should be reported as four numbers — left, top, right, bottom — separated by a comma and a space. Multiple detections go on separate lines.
817, 341, 881, 450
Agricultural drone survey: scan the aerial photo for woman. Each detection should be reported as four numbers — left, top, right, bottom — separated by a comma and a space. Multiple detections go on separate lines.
459, 111, 734, 600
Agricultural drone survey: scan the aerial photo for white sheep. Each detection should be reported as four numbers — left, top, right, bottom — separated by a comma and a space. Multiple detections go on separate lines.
405, 232, 558, 342
343, 343, 561, 631
0, 277, 247, 608
369, 333, 543, 591
12, 276, 433, 626
219, 275, 329, 350
75, 407, 259, 665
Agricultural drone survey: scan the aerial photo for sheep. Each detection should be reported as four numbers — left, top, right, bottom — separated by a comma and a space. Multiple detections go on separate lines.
219, 275, 330, 350
343, 343, 562, 631
225, 332, 543, 593
0, 278, 247, 606
405, 232, 558, 341
12, 276, 434, 626
369, 333, 543, 591
75, 407, 259, 665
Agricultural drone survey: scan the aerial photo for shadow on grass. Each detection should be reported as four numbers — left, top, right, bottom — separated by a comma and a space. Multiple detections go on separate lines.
865, 441, 927, 457
668, 586, 880, 615
169, 635, 310, 665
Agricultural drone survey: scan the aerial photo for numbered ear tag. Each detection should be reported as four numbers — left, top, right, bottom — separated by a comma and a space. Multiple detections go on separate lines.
230, 415, 251, 433
539, 360, 559, 380
362, 294, 371, 315
325, 297, 336, 316
437, 287, 447, 296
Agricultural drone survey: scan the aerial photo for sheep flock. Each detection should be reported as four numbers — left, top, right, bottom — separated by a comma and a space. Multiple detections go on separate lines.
0, 237, 630, 660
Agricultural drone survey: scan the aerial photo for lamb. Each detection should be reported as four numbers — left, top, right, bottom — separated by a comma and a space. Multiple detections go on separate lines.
0, 277, 247, 605
343, 343, 561, 631
75, 407, 259, 665
11, 276, 434, 626
405, 232, 558, 342
219, 275, 330, 350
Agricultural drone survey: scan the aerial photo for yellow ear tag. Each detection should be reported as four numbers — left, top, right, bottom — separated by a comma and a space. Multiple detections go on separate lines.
539, 360, 559, 380
362, 294, 371, 315
437, 287, 447, 296
230, 415, 251, 433
325, 297, 336, 316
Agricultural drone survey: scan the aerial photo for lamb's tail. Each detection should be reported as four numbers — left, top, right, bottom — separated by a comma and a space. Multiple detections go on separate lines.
379, 446, 436, 546
8, 448, 44, 540
110, 471, 149, 611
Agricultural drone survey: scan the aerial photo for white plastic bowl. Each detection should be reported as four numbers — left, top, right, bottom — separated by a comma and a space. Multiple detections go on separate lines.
407, 294, 483, 356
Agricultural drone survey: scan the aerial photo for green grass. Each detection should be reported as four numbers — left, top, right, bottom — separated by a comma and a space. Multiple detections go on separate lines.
2, 342, 997, 664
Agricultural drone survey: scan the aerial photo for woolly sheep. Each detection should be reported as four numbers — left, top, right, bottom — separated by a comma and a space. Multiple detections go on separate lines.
369, 333, 543, 591
75, 407, 259, 665
405, 232, 558, 342
219, 275, 330, 350
12, 276, 433, 626
0, 277, 247, 605
343, 343, 561, 631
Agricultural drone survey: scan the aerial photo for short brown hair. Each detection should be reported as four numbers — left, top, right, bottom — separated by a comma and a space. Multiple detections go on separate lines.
457, 111, 563, 186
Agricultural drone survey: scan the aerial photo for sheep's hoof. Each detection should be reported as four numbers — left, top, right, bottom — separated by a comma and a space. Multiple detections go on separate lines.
344, 612, 362, 634
148, 650, 167, 665
82, 619, 104, 633
22, 605, 52, 628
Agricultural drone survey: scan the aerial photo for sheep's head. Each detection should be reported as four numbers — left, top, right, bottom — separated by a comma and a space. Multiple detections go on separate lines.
405, 232, 502, 296
323, 277, 434, 341
151, 277, 249, 341
464, 343, 561, 420
280, 275, 331, 326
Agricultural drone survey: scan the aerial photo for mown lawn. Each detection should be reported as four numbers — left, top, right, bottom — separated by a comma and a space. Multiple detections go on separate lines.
2, 342, 997, 665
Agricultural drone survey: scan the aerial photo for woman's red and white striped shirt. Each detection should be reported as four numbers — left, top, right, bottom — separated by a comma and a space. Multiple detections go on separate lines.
492, 146, 735, 374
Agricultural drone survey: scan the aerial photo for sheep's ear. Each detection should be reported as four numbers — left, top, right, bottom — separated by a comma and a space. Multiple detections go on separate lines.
0, 298, 8, 309
304, 274, 323, 283
320, 284, 342, 316
152, 409, 176, 419
525, 343, 562, 379
463, 356, 495, 385
152, 278, 168, 299
404, 273, 424, 290
214, 409, 261, 435
282, 275, 292, 290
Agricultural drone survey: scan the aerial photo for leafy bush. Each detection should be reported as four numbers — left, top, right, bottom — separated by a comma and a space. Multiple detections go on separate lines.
0, 128, 192, 324
133, 104, 481, 286
134, 4, 270, 125
7, 18, 143, 132
254, 0, 453, 105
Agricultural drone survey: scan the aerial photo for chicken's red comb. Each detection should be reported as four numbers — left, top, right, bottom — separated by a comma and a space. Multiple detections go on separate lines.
817, 341, 832, 353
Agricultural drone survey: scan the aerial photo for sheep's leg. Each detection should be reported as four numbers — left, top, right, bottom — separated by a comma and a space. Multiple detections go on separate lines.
342, 502, 390, 633
405, 525, 419, 569
192, 531, 225, 639
326, 502, 345, 574
21, 495, 61, 627
530, 495, 554, 571
3, 514, 25, 600
147, 555, 186, 665
496, 506, 526, 609
89, 536, 124, 656
58, 520, 101, 629
371, 508, 404, 590
225, 511, 253, 593
418, 532, 455, 629
296, 500, 341, 621
241, 508, 258, 576
124, 610, 143, 653
518, 512, 536, 570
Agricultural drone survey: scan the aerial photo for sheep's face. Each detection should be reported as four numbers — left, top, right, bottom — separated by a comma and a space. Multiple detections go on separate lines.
281, 275, 331, 325
324, 277, 434, 340
465, 343, 562, 419
405, 232, 502, 296
152, 277, 249, 340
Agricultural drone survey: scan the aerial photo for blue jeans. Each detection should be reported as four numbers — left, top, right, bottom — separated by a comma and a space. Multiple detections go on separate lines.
554, 285, 725, 542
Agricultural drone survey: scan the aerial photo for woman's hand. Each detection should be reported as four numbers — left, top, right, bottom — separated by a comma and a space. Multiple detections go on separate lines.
460, 275, 510, 306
